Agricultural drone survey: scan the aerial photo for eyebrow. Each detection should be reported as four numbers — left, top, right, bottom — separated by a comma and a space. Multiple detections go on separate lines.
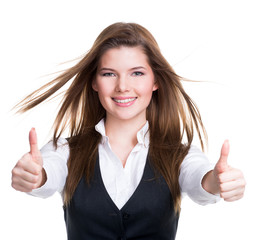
131, 66, 146, 71
98, 66, 147, 72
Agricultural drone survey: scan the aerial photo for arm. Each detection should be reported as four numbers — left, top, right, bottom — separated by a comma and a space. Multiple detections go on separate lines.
202, 140, 246, 201
179, 145, 221, 205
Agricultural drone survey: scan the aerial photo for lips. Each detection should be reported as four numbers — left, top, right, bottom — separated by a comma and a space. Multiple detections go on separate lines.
112, 97, 137, 107
113, 97, 137, 103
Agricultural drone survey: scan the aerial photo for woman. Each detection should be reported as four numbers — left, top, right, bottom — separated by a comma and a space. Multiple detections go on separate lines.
11, 22, 246, 239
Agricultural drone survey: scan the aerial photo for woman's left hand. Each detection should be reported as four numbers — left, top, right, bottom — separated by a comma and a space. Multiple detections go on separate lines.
213, 140, 246, 201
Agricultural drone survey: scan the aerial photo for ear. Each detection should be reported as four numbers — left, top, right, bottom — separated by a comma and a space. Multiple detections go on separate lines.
92, 79, 98, 92
152, 80, 158, 91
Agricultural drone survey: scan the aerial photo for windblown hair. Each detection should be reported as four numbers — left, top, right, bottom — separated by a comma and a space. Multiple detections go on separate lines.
16, 22, 207, 213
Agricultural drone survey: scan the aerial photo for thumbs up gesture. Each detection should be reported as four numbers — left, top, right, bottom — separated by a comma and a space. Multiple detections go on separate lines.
11, 128, 46, 192
213, 140, 246, 201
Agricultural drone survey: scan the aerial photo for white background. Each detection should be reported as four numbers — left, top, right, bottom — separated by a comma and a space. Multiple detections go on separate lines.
1, 0, 254, 239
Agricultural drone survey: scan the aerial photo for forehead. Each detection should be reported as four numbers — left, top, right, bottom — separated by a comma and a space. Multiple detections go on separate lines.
98, 46, 150, 68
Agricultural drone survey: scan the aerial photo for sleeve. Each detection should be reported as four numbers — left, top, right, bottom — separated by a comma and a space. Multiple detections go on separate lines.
27, 138, 69, 199
179, 145, 221, 205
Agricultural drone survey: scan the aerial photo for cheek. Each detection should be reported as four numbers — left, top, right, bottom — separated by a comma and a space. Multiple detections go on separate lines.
96, 82, 113, 101
93, 79, 107, 93
136, 87, 154, 104
138, 82, 156, 97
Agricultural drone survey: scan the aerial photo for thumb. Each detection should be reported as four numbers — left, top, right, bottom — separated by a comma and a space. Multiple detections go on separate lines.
29, 128, 42, 164
216, 140, 230, 173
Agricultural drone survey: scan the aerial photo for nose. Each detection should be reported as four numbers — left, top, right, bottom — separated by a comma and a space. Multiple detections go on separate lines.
115, 75, 130, 92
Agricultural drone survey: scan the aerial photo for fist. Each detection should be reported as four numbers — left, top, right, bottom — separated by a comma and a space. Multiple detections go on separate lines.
213, 140, 246, 201
11, 128, 45, 192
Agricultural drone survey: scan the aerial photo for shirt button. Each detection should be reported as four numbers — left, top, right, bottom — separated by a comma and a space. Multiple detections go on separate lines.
123, 212, 130, 220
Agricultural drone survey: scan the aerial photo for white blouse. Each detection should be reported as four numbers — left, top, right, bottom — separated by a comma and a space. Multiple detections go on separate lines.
30, 119, 220, 209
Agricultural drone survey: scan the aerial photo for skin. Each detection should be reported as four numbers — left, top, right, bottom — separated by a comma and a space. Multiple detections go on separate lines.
93, 46, 157, 124
11, 128, 46, 192
202, 140, 246, 201
92, 46, 158, 166
11, 46, 246, 202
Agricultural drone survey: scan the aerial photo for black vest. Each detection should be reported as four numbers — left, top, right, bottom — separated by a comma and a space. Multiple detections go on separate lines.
64, 155, 179, 240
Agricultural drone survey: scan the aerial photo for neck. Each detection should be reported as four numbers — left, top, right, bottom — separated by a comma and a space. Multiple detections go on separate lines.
105, 117, 147, 146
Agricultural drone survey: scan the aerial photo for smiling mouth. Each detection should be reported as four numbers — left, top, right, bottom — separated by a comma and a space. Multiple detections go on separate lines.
112, 97, 137, 103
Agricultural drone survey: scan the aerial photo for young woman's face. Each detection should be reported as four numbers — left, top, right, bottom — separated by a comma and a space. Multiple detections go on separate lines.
93, 46, 158, 124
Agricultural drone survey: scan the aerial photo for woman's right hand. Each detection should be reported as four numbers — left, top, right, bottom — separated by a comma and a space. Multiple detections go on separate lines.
11, 128, 46, 192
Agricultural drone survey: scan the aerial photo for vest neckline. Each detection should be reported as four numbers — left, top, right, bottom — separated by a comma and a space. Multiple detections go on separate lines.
96, 154, 152, 212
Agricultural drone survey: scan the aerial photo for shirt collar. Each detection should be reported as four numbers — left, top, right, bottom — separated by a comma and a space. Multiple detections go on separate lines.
95, 119, 149, 148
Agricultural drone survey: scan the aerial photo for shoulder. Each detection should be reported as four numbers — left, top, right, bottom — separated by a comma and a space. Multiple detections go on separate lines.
181, 145, 209, 167
40, 137, 69, 159
185, 145, 208, 160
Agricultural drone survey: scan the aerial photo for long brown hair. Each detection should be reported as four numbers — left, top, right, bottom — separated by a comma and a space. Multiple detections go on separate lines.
16, 22, 207, 213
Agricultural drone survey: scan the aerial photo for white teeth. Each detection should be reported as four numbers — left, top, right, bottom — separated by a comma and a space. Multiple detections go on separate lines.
114, 98, 136, 103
